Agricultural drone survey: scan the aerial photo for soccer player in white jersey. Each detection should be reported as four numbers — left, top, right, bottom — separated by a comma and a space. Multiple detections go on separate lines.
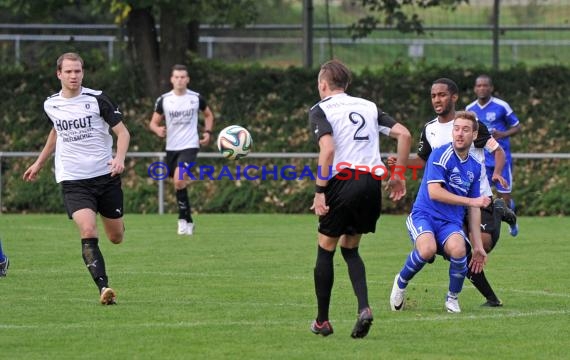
390, 111, 490, 313
466, 74, 521, 236
150, 64, 214, 236
390, 78, 516, 308
309, 59, 411, 338
23, 52, 130, 305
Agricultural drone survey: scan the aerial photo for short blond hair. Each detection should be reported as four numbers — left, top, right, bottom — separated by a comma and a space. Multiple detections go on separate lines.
57, 52, 84, 71
454, 110, 479, 132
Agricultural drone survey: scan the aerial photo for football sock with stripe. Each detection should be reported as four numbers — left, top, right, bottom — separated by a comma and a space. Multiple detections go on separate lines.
398, 249, 427, 288
81, 238, 108, 291
314, 246, 335, 323
341, 246, 369, 311
176, 189, 193, 223
449, 256, 468, 294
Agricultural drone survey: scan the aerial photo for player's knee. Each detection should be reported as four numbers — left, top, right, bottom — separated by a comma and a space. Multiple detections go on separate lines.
109, 233, 123, 244
417, 244, 436, 260
107, 225, 124, 244
174, 179, 187, 190
79, 226, 98, 239
445, 240, 466, 258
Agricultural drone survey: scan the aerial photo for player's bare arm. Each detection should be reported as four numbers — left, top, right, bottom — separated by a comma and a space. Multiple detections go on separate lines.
199, 106, 215, 146
428, 183, 492, 208
386, 123, 412, 201
149, 112, 166, 138
109, 122, 130, 177
486, 138, 508, 188
23, 129, 57, 182
467, 206, 488, 273
311, 134, 333, 216
491, 124, 521, 140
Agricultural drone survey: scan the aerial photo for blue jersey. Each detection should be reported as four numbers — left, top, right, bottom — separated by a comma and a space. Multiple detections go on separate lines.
412, 143, 482, 226
466, 97, 519, 166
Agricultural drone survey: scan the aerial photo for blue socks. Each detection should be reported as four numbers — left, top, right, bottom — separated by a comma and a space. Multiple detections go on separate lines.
398, 249, 427, 289
449, 256, 468, 294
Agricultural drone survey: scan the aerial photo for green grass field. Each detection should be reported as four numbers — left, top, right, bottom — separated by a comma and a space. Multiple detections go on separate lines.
1, 214, 568, 359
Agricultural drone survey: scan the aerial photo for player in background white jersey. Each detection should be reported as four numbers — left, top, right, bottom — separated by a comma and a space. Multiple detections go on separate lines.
309, 59, 411, 338
150, 64, 214, 236
23, 52, 130, 305
389, 78, 516, 308
466, 74, 521, 236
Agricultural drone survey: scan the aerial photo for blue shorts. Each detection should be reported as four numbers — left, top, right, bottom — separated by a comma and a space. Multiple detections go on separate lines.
486, 161, 513, 193
406, 211, 470, 256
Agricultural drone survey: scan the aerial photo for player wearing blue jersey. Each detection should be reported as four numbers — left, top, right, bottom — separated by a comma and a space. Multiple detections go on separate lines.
388, 78, 516, 307
0, 238, 8, 277
309, 60, 411, 338
23, 52, 130, 305
466, 75, 521, 236
390, 111, 490, 313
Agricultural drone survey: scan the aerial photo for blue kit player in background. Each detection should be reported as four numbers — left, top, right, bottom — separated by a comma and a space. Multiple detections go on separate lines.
390, 111, 490, 313
466, 74, 521, 236
0, 238, 8, 277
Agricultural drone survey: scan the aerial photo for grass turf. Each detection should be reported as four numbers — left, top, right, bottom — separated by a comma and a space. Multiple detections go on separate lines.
0, 214, 568, 359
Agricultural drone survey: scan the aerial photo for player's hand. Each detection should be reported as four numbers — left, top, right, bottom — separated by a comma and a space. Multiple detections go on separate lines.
108, 159, 125, 177
469, 246, 488, 274
492, 173, 508, 189
23, 163, 41, 182
386, 156, 397, 167
310, 193, 329, 216
490, 129, 506, 140
155, 126, 166, 138
386, 179, 406, 202
199, 132, 211, 146
469, 196, 492, 208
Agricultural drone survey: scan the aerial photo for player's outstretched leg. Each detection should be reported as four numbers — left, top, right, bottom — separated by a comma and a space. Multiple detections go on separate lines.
495, 198, 518, 237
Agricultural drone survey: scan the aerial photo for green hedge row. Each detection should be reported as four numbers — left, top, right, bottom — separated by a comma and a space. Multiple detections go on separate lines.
1, 60, 568, 215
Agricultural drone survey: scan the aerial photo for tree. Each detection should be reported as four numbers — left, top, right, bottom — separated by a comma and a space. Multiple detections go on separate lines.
106, 0, 259, 96
348, 0, 469, 39
0, 0, 258, 97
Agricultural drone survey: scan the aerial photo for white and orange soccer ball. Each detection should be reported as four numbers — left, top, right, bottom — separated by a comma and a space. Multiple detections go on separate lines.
216, 125, 253, 160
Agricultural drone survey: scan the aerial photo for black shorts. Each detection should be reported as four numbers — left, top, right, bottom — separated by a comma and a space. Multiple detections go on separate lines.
318, 169, 382, 237
166, 148, 199, 177
61, 174, 123, 219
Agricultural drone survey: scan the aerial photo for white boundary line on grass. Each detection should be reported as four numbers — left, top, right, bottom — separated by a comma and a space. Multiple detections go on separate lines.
1, 309, 568, 330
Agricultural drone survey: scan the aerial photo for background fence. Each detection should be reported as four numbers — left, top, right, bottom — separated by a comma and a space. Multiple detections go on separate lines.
1, 151, 568, 215
1, 0, 570, 69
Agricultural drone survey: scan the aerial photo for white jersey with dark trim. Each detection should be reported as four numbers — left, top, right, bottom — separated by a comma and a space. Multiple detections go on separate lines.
44, 86, 123, 183
154, 89, 206, 151
309, 93, 395, 177
417, 117, 493, 196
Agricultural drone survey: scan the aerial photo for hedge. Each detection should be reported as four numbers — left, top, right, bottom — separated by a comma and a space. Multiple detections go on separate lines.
1, 59, 568, 215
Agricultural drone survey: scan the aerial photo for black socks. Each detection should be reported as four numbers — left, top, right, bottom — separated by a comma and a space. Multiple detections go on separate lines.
81, 238, 108, 291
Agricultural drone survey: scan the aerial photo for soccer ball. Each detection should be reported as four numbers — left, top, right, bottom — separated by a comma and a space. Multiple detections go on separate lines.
217, 125, 253, 160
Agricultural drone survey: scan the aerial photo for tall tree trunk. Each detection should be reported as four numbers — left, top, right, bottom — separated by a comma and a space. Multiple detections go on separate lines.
187, 19, 200, 54
126, 7, 160, 98
158, 4, 191, 93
